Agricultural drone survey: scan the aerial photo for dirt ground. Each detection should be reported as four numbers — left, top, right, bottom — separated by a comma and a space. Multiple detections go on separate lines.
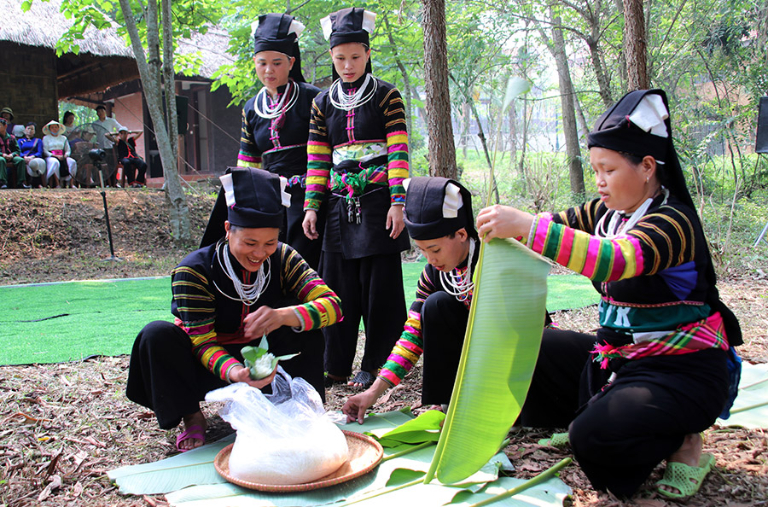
1, 188, 767, 507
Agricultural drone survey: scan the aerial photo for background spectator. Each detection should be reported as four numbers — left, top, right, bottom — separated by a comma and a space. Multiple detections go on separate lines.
116, 126, 147, 188
42, 120, 77, 188
18, 122, 46, 187
62, 111, 76, 130
94, 104, 124, 186
0, 117, 27, 189
1, 107, 15, 137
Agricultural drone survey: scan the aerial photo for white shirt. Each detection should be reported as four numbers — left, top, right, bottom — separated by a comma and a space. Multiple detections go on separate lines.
93, 117, 124, 149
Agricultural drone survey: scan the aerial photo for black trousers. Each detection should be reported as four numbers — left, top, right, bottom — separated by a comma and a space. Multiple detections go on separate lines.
519, 328, 729, 497
121, 157, 147, 184
126, 320, 325, 429
421, 292, 469, 405
321, 252, 406, 377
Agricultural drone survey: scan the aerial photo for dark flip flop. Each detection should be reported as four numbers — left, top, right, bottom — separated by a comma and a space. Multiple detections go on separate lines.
348, 371, 374, 389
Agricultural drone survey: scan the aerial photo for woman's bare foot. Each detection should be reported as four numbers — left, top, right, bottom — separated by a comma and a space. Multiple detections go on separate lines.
177, 411, 208, 452
658, 433, 702, 495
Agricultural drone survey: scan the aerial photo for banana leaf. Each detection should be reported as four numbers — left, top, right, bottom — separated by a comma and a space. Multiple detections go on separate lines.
425, 237, 550, 485
367, 410, 445, 447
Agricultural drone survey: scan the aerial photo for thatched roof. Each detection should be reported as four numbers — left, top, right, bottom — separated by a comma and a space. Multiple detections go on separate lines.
1, 0, 233, 79
2, 0, 134, 57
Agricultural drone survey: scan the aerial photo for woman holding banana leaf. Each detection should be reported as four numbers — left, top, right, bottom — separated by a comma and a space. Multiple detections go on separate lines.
477, 89, 741, 499
126, 168, 341, 452
343, 176, 552, 423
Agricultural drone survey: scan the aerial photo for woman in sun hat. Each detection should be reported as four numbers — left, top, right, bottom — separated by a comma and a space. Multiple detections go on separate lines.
477, 89, 741, 499
126, 167, 342, 452
42, 120, 77, 188
302, 7, 410, 390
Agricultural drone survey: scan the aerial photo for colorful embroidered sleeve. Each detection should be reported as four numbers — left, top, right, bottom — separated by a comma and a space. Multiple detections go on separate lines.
528, 203, 698, 282
237, 106, 262, 168
378, 267, 439, 387
171, 266, 240, 381
279, 244, 342, 329
304, 98, 332, 210
380, 87, 409, 205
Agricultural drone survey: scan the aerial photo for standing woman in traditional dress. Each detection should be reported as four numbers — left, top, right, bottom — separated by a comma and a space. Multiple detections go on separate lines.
477, 89, 742, 499
127, 168, 342, 452
234, 13, 323, 269
302, 8, 410, 389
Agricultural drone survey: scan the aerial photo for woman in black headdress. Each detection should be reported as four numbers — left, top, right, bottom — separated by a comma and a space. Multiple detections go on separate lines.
126, 168, 341, 452
302, 8, 410, 389
477, 89, 741, 499
237, 13, 323, 269
342, 177, 479, 420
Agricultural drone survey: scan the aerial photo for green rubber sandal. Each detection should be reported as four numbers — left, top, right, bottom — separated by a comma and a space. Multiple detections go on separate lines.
537, 432, 570, 448
656, 452, 715, 500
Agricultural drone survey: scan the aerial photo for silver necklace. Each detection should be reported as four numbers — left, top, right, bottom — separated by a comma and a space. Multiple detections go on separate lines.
213, 240, 271, 306
254, 80, 300, 120
595, 187, 669, 239
329, 74, 377, 111
440, 238, 476, 300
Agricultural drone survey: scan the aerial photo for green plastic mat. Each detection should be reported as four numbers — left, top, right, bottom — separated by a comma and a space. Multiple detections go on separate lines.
0, 264, 597, 366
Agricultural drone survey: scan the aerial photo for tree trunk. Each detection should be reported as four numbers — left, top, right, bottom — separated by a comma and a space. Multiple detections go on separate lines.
161, 0, 190, 243
449, 75, 500, 203
612, 0, 629, 88
624, 0, 649, 90
508, 100, 517, 172
586, 38, 613, 107
422, 0, 457, 178
118, 0, 190, 244
543, 10, 585, 198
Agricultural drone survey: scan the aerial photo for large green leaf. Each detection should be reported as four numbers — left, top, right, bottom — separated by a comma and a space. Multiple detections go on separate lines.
426, 238, 550, 485
367, 410, 445, 447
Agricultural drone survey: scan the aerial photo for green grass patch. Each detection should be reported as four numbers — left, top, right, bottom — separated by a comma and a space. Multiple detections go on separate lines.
1, 264, 597, 365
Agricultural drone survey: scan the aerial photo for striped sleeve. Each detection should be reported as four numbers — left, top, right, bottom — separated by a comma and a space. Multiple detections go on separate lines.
378, 267, 438, 387
237, 106, 262, 168
381, 87, 409, 205
528, 204, 697, 282
171, 266, 240, 381
279, 245, 342, 330
304, 98, 332, 210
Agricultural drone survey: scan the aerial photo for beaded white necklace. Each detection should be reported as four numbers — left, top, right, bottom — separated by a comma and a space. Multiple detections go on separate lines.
254, 80, 300, 120
439, 238, 476, 300
213, 240, 271, 306
329, 74, 377, 111
595, 187, 669, 239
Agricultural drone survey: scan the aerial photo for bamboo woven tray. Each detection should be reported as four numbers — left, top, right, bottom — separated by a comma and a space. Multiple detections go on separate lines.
213, 430, 383, 493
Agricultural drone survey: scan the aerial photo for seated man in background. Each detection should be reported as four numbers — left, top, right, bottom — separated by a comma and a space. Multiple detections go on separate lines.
1, 107, 16, 138
0, 117, 28, 189
93, 104, 124, 186
115, 126, 147, 188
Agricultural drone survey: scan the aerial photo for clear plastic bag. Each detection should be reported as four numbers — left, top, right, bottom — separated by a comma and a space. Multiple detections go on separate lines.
205, 367, 349, 485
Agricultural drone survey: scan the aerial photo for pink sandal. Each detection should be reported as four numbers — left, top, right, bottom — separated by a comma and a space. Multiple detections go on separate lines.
176, 424, 205, 453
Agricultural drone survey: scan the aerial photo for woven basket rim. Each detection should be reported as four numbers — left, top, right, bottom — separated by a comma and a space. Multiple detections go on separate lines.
213, 429, 383, 493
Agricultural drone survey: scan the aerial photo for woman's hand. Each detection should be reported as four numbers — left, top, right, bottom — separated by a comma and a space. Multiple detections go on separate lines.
228, 363, 277, 389
243, 306, 300, 339
303, 209, 319, 240
476, 205, 535, 242
386, 205, 405, 239
342, 378, 389, 424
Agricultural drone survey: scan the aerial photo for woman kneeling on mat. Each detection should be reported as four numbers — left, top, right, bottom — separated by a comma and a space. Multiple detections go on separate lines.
476, 89, 741, 499
126, 168, 341, 452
